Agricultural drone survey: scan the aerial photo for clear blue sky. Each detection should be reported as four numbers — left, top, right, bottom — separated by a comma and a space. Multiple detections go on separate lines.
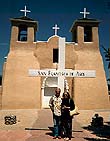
0, 0, 110, 80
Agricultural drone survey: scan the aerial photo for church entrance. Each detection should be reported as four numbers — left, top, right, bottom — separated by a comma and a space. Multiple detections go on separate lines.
42, 77, 58, 108
41, 77, 69, 108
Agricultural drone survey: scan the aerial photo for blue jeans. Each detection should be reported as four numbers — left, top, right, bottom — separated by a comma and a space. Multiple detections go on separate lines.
53, 114, 61, 137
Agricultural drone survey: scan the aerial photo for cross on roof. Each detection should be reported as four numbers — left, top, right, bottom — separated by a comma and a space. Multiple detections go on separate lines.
80, 8, 90, 18
20, 5, 31, 17
52, 24, 60, 35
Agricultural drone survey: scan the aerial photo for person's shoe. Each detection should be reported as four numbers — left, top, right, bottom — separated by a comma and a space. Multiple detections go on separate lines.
65, 137, 69, 140
53, 136, 57, 139
58, 136, 61, 139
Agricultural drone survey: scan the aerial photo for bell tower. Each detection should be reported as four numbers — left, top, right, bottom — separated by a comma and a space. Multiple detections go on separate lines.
70, 18, 100, 45
2, 7, 40, 109
69, 8, 110, 109
10, 16, 38, 47
70, 8, 100, 47
9, 6, 38, 49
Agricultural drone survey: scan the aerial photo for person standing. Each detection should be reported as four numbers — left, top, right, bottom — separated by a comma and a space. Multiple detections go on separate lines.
61, 92, 75, 140
49, 87, 62, 139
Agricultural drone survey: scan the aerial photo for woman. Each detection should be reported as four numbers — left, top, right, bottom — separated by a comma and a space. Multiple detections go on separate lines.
61, 92, 75, 140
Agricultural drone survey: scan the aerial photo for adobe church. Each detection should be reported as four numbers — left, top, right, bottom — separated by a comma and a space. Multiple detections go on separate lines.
0, 7, 110, 110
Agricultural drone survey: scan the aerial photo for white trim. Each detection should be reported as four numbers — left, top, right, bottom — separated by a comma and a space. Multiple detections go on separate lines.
29, 69, 96, 78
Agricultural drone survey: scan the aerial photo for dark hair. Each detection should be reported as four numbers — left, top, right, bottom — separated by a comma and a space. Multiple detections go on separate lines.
62, 92, 70, 99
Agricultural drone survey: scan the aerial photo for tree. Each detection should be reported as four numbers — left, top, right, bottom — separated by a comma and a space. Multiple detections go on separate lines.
108, 83, 110, 90
107, 79, 110, 95
101, 46, 110, 94
0, 75, 2, 85
101, 45, 110, 69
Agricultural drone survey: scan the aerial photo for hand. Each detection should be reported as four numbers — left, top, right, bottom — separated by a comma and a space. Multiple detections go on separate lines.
64, 105, 70, 109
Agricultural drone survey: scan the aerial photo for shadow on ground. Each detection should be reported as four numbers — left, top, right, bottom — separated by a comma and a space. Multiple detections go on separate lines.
84, 138, 110, 141
83, 122, 110, 141
45, 127, 53, 137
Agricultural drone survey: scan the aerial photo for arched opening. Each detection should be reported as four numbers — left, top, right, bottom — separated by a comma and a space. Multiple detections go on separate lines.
41, 77, 69, 108
41, 77, 58, 108
18, 25, 27, 41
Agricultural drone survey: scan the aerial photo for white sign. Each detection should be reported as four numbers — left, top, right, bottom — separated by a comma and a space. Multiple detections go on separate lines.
29, 69, 96, 78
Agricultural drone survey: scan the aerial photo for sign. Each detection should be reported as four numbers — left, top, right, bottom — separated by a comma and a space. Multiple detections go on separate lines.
29, 69, 96, 78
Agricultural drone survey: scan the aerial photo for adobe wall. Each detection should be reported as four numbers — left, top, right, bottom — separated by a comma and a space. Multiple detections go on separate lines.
73, 47, 110, 109
1, 35, 110, 110
74, 49, 110, 109
2, 42, 41, 109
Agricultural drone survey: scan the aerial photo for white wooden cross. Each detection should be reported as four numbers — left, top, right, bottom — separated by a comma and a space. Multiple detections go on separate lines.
29, 37, 96, 93
52, 24, 60, 36
80, 8, 90, 18
20, 5, 31, 17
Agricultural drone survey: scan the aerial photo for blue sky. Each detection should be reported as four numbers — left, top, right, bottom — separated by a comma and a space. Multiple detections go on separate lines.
0, 0, 110, 80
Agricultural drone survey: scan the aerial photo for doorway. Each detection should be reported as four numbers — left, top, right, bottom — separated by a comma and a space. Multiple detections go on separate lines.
42, 77, 58, 108
41, 77, 69, 108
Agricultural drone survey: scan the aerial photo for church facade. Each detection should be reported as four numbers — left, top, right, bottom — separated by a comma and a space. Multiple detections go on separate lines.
0, 13, 110, 110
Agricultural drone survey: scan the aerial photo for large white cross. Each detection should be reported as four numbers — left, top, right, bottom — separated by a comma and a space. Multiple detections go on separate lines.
80, 8, 90, 18
58, 37, 65, 92
52, 24, 60, 36
20, 5, 31, 17
29, 37, 96, 93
